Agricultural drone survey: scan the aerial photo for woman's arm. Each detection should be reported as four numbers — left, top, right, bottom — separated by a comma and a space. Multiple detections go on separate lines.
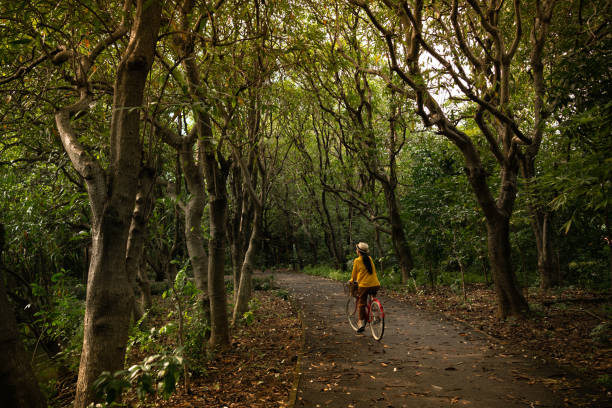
351, 258, 358, 282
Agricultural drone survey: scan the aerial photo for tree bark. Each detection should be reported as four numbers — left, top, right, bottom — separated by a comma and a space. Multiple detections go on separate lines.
53, 2, 162, 406
463, 148, 529, 318
487, 215, 530, 318
126, 167, 156, 320
0, 224, 46, 408
167, 0, 230, 348
382, 183, 413, 283
232, 210, 262, 323
321, 189, 345, 270
206, 162, 231, 348
532, 211, 559, 289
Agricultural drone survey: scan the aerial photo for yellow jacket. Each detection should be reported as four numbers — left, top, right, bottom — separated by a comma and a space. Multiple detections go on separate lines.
350, 256, 380, 287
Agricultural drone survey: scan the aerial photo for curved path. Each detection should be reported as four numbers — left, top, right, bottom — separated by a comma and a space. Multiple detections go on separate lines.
274, 272, 564, 408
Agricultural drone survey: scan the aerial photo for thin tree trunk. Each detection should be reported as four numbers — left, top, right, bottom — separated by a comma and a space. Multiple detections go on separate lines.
229, 166, 244, 302
168, 0, 230, 348
321, 190, 344, 270
126, 167, 155, 320
182, 140, 210, 320
532, 211, 559, 289
183, 174, 210, 319
232, 210, 261, 323
0, 224, 46, 408
605, 215, 612, 292
382, 183, 413, 283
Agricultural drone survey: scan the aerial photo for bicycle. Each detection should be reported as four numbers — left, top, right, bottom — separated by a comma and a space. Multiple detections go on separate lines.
344, 282, 385, 340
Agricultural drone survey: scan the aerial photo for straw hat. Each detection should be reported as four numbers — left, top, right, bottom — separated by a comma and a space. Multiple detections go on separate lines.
356, 242, 369, 253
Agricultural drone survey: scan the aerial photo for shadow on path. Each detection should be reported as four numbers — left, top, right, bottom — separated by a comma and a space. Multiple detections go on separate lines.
274, 272, 565, 408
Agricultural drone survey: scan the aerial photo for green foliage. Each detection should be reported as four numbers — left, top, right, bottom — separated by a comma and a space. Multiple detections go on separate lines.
90, 351, 184, 406
30, 270, 84, 369
127, 313, 164, 355
242, 310, 255, 325
272, 289, 290, 300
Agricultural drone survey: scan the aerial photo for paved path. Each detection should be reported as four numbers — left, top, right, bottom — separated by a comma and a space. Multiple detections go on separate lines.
274, 272, 565, 408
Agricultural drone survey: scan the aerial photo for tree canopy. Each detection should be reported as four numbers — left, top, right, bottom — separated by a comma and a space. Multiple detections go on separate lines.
0, 0, 610, 406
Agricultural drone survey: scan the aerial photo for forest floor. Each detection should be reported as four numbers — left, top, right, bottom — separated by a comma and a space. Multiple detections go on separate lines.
52, 272, 610, 407
127, 290, 302, 408
385, 282, 612, 406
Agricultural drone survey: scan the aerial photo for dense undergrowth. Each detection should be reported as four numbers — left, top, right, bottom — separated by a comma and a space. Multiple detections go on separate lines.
34, 273, 298, 407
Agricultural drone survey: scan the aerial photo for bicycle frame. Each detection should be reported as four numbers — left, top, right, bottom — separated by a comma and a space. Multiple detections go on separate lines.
366, 295, 385, 323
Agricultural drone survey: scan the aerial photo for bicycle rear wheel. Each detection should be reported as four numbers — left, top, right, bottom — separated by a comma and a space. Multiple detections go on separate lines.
346, 296, 359, 331
369, 299, 385, 340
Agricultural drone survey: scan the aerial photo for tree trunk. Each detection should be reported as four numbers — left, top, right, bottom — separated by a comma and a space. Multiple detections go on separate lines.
232, 210, 261, 323
55, 3, 162, 406
521, 154, 559, 290
0, 224, 46, 408
487, 216, 529, 318
207, 190, 231, 349
181, 140, 210, 320
229, 166, 245, 302
462, 149, 528, 319
382, 183, 413, 283
321, 190, 345, 270
531, 211, 559, 289
605, 215, 612, 292
126, 168, 156, 320
185, 194, 210, 315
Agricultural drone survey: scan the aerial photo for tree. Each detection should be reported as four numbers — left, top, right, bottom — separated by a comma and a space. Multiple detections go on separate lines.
352, 0, 561, 317
51, 1, 163, 404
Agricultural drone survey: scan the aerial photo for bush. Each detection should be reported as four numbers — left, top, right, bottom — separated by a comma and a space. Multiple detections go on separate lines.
90, 351, 184, 406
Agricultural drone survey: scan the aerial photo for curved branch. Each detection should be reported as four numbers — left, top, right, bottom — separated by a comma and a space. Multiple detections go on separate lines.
451, 0, 484, 70
505, 0, 523, 61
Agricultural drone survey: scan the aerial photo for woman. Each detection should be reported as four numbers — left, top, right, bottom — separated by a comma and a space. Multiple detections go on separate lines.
349, 242, 380, 332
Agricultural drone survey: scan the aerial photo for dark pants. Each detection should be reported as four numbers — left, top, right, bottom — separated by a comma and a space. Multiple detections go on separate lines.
357, 286, 379, 321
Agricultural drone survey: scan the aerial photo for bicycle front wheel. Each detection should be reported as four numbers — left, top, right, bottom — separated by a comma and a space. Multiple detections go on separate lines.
346, 296, 359, 331
369, 299, 385, 340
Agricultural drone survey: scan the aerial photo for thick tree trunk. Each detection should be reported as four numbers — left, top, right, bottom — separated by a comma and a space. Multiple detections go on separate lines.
0, 224, 46, 408
207, 191, 231, 348
463, 149, 528, 319
487, 216, 529, 318
55, 3, 162, 406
